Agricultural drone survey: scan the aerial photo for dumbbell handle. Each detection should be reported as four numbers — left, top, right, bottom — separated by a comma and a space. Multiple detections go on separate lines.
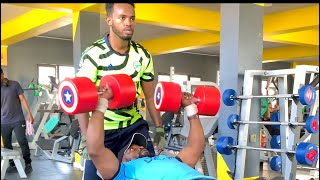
231, 94, 298, 100
229, 145, 295, 154
234, 121, 306, 126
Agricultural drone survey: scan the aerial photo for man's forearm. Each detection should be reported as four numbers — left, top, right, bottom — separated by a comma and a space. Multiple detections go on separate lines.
187, 115, 205, 153
87, 110, 119, 179
77, 113, 90, 135
20, 98, 32, 115
146, 98, 162, 127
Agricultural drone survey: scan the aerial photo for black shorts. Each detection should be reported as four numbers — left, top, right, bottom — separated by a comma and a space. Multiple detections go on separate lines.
103, 118, 155, 156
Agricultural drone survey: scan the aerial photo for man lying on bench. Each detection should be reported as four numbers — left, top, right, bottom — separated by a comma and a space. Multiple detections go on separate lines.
82, 86, 217, 180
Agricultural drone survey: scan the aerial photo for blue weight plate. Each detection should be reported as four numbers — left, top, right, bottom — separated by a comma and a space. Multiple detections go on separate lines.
227, 114, 239, 129
223, 89, 237, 106
270, 111, 280, 130
270, 156, 281, 172
305, 116, 319, 134
216, 136, 234, 155
298, 85, 316, 106
296, 142, 319, 166
270, 135, 281, 149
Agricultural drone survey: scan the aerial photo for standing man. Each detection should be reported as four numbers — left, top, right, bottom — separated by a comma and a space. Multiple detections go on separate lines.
1, 68, 34, 174
76, 3, 164, 179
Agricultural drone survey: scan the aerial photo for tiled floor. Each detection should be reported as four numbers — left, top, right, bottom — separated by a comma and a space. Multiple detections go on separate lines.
2, 149, 83, 180
2, 148, 318, 180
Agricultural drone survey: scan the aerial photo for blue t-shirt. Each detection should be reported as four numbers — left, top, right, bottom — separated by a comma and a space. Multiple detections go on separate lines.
1, 80, 25, 124
113, 155, 216, 180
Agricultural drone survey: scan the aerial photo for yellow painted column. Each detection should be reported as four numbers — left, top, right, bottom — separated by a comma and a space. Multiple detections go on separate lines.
1, 46, 8, 66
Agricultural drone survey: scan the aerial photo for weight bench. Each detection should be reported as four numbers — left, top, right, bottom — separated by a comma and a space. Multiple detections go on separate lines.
35, 119, 80, 164
1, 148, 27, 179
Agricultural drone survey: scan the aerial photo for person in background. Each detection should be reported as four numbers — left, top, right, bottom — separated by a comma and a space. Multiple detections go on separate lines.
1, 67, 34, 174
75, 3, 164, 179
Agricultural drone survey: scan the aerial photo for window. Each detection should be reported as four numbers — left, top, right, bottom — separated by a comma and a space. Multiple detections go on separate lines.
157, 73, 201, 92
38, 65, 56, 86
37, 64, 75, 86
261, 79, 277, 96
58, 66, 75, 82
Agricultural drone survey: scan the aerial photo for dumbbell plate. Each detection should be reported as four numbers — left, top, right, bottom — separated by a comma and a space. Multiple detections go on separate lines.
298, 85, 316, 106
222, 89, 237, 106
58, 77, 98, 115
227, 114, 239, 129
100, 74, 136, 109
154, 82, 182, 113
216, 136, 234, 155
270, 135, 281, 149
306, 116, 319, 134
270, 156, 281, 172
194, 86, 220, 116
296, 142, 319, 166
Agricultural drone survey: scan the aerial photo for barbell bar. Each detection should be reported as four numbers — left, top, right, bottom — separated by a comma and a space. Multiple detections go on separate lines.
222, 85, 316, 106
270, 156, 319, 172
217, 136, 318, 166
227, 114, 319, 134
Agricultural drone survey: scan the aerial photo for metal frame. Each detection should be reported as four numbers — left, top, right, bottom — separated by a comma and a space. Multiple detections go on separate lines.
34, 136, 79, 164
234, 65, 319, 180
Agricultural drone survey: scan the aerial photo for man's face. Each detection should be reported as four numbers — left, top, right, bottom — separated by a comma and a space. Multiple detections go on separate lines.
108, 4, 136, 41
122, 144, 150, 163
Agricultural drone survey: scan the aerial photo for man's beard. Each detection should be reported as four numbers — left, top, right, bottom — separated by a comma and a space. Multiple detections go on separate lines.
112, 26, 132, 41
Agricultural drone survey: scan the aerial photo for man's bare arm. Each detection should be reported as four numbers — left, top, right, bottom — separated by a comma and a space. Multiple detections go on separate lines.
177, 94, 205, 168
177, 114, 205, 168
87, 109, 119, 179
77, 113, 89, 135
141, 81, 162, 127
18, 94, 34, 124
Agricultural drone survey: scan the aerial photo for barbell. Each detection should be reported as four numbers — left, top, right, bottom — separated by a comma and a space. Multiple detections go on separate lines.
270, 155, 319, 172
222, 85, 316, 106
58, 74, 136, 115
227, 114, 319, 134
154, 81, 221, 116
216, 136, 318, 166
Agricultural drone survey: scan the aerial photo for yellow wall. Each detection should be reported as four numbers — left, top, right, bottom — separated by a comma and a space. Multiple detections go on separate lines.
1, 46, 8, 66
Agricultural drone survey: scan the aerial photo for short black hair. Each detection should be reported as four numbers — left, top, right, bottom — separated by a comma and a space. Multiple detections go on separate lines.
105, 3, 135, 16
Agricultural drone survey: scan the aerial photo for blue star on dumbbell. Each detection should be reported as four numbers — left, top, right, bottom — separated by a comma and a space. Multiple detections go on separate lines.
222, 85, 316, 106
156, 89, 161, 104
63, 89, 73, 105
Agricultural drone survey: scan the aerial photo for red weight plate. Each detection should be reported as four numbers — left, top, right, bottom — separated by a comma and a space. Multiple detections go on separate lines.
58, 77, 98, 114
100, 74, 136, 109
154, 82, 182, 113
194, 86, 221, 116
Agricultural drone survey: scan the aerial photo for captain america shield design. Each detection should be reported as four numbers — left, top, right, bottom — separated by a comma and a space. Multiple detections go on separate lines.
154, 83, 164, 110
58, 80, 79, 114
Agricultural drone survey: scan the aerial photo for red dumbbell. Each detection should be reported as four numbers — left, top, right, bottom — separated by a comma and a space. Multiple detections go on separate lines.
154, 81, 221, 116
58, 74, 136, 115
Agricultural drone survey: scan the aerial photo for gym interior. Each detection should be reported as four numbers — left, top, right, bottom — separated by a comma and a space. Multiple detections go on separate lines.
1, 3, 319, 180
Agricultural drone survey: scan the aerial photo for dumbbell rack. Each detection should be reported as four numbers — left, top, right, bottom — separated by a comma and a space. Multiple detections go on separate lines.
233, 65, 319, 180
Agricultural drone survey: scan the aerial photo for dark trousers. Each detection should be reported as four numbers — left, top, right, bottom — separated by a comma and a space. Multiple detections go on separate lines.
1, 121, 32, 166
83, 119, 155, 180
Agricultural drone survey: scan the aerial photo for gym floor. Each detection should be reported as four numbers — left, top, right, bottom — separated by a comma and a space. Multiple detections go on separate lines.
3, 148, 318, 180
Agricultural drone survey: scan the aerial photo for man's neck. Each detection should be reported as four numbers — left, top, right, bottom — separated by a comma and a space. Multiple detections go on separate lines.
108, 33, 130, 55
